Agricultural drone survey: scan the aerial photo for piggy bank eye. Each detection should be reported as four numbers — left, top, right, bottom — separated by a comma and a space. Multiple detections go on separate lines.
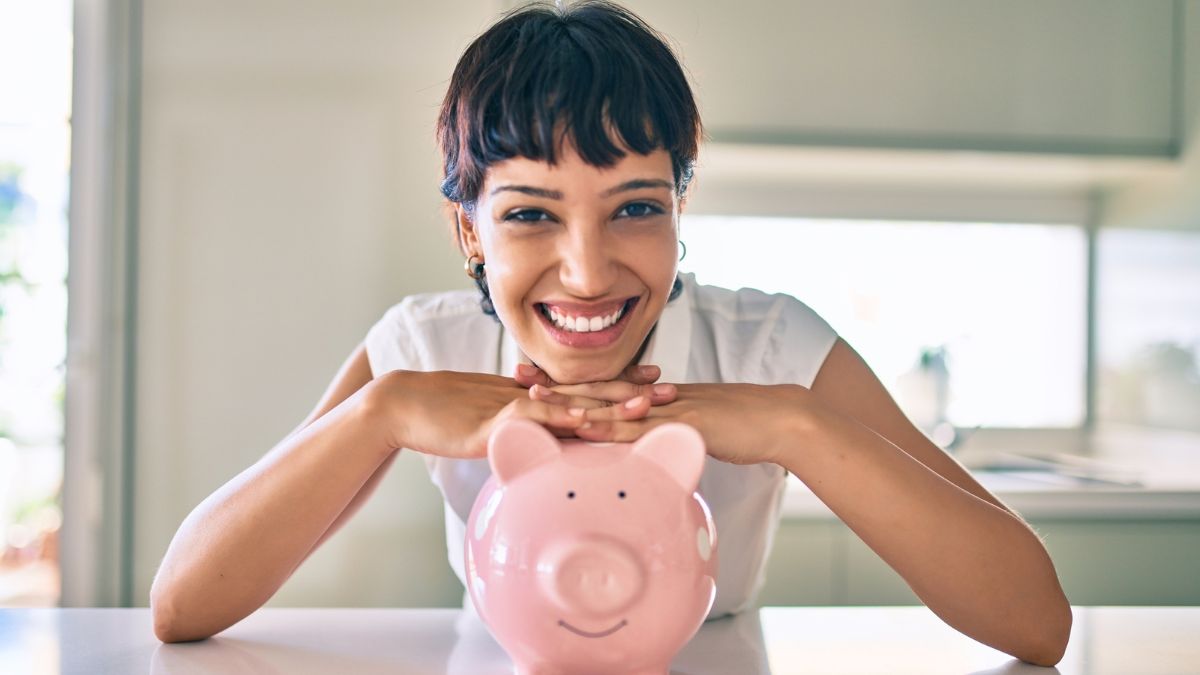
618, 490, 626, 499
567, 491, 575, 499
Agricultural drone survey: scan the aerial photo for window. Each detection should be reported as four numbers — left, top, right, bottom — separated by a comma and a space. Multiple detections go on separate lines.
0, 0, 72, 606
679, 215, 1089, 444
1097, 228, 1200, 432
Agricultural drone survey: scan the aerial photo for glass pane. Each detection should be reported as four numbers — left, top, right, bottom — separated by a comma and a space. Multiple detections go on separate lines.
1096, 228, 1200, 431
679, 215, 1087, 432
0, 0, 72, 606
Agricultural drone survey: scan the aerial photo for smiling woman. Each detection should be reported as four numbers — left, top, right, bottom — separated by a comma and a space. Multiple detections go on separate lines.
435, 0, 701, 384
150, 0, 1070, 665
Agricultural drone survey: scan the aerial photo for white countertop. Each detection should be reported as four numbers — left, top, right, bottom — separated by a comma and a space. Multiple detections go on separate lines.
1, 606, 1197, 674
782, 423, 1200, 520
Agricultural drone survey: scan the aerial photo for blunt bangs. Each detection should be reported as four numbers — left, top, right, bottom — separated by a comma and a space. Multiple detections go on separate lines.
437, 0, 704, 218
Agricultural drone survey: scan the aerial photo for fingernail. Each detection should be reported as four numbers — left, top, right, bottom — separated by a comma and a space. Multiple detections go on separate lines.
578, 421, 592, 430
624, 396, 645, 409
518, 364, 537, 376
653, 384, 674, 396
569, 407, 585, 417
639, 365, 658, 376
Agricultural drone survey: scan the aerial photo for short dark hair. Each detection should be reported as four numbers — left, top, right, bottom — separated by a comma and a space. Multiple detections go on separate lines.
437, 0, 704, 213
436, 0, 701, 316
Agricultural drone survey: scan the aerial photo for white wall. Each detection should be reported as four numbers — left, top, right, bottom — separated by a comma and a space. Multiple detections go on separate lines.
134, 0, 510, 607
130, 0, 1196, 609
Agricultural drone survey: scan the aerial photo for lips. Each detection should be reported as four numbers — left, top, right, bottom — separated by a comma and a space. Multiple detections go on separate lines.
538, 297, 635, 331
539, 296, 633, 316
534, 296, 639, 349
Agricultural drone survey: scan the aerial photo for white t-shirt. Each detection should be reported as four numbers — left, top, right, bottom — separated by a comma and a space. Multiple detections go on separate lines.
363, 271, 838, 620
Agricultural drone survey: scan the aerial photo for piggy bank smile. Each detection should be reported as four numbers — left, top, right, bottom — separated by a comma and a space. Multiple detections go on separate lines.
558, 618, 628, 638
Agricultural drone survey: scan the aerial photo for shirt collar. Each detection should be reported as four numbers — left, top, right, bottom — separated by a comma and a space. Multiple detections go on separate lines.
499, 272, 693, 384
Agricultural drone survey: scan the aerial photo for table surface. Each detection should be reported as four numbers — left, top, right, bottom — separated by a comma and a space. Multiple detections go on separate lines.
1, 606, 1197, 675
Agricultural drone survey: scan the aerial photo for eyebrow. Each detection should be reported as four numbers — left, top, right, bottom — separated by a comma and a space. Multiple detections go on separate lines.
489, 178, 674, 200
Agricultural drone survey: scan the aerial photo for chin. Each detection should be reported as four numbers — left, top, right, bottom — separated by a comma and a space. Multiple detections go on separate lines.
541, 359, 625, 385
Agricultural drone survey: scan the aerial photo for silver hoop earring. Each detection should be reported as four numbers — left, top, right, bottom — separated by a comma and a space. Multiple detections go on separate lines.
678, 240, 687, 262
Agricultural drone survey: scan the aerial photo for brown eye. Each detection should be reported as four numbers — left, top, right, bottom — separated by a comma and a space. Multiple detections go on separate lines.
617, 202, 663, 219
504, 209, 550, 223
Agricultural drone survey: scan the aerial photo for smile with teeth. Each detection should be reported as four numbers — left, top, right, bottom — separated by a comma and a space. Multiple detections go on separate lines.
539, 299, 632, 333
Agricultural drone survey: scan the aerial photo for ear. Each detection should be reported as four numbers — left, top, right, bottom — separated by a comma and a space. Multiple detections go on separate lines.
455, 203, 482, 258
488, 417, 562, 485
630, 423, 706, 492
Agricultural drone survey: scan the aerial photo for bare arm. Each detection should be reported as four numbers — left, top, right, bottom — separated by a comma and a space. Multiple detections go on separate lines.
150, 343, 397, 642
793, 338, 1072, 666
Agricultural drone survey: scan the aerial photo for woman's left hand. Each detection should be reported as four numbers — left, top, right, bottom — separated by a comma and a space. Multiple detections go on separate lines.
524, 371, 817, 466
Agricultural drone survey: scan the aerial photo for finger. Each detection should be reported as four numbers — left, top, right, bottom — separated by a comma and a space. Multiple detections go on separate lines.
513, 363, 556, 389
573, 416, 670, 443
515, 362, 660, 387
549, 380, 676, 405
529, 384, 619, 410
498, 397, 588, 432
577, 394, 653, 422
619, 363, 661, 384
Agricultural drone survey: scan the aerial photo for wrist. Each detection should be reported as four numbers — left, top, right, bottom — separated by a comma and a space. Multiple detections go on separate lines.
769, 384, 826, 470
359, 369, 412, 457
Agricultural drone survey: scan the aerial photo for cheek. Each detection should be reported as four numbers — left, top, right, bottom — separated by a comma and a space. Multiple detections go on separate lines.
481, 243, 543, 309
627, 234, 678, 290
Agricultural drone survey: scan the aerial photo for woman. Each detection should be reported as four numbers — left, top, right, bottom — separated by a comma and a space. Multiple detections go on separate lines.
150, 0, 1072, 665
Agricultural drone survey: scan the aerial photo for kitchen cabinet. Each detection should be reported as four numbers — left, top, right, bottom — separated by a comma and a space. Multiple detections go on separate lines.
759, 518, 1200, 606
631, 0, 1184, 157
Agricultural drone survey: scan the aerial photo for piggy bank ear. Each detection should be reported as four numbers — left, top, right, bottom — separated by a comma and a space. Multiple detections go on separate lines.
630, 423, 706, 492
488, 417, 562, 485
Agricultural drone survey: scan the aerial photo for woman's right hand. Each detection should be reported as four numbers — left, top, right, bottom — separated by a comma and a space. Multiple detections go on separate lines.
363, 369, 624, 460
365, 364, 677, 461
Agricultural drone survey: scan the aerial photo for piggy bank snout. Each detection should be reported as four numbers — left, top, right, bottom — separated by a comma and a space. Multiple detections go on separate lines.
538, 537, 644, 618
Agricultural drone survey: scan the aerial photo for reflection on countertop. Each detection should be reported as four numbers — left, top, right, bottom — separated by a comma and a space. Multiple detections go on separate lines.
4, 606, 1198, 674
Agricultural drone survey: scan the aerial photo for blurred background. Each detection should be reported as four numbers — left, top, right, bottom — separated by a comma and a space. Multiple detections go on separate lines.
1, 0, 1197, 611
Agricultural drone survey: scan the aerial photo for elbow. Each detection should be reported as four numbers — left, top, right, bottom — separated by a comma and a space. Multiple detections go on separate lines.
1017, 601, 1073, 667
150, 578, 211, 643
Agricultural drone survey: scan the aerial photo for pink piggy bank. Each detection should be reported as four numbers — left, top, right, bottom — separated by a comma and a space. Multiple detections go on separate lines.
464, 417, 719, 675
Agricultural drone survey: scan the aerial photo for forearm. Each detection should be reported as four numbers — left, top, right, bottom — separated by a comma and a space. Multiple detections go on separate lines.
151, 381, 395, 642
778, 400, 1072, 666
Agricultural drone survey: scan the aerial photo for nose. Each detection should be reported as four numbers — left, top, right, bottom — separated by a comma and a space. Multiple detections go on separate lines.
557, 227, 618, 298
538, 536, 644, 618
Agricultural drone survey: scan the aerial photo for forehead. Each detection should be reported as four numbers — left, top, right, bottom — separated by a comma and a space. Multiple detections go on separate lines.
481, 138, 673, 197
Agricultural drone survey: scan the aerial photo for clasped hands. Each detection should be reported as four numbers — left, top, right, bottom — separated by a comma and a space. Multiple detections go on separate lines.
514, 363, 812, 466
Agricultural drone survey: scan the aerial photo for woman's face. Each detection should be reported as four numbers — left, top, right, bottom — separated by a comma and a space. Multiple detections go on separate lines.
458, 137, 681, 385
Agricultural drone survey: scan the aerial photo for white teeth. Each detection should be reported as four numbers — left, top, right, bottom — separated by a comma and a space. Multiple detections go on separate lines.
543, 302, 627, 333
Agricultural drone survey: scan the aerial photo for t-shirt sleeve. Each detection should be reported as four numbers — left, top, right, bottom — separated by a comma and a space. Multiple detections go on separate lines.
363, 299, 424, 378
762, 294, 839, 389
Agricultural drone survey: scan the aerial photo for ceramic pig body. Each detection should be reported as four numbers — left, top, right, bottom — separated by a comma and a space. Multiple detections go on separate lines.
464, 418, 718, 675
